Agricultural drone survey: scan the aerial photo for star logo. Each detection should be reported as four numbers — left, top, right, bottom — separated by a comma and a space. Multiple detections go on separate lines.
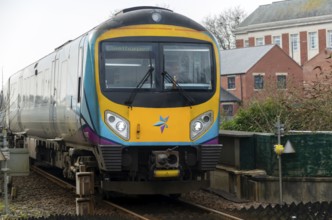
154, 116, 169, 133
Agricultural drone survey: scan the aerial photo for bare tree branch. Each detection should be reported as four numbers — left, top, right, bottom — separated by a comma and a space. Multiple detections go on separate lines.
202, 6, 246, 50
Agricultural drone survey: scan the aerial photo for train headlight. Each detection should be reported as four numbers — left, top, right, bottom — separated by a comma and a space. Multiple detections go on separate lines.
105, 111, 129, 140
152, 12, 162, 23
116, 121, 127, 132
190, 111, 214, 140
193, 121, 203, 132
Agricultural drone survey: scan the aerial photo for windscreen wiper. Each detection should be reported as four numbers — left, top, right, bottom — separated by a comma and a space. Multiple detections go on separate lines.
162, 71, 195, 106
125, 66, 154, 107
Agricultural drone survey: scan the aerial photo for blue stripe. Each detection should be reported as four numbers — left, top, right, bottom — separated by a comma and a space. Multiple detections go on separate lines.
81, 41, 100, 134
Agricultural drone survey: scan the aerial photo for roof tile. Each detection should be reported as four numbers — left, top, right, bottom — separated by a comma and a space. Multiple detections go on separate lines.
239, 0, 332, 27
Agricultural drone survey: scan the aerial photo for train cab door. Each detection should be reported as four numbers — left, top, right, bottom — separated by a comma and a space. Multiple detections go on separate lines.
77, 35, 87, 127
50, 53, 60, 137
17, 74, 23, 131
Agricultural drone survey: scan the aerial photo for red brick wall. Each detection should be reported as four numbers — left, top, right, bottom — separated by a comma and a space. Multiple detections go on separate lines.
282, 33, 289, 55
221, 75, 243, 101
221, 47, 303, 104
248, 37, 255, 47
300, 31, 308, 64
318, 29, 326, 52
265, 35, 272, 45
242, 46, 303, 103
236, 39, 244, 48
303, 49, 332, 86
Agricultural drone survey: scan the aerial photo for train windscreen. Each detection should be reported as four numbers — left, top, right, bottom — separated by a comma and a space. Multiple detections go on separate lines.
100, 42, 213, 91
163, 44, 212, 90
102, 43, 156, 89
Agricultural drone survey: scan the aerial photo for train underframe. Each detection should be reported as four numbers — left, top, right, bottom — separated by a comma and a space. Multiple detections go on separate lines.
14, 135, 221, 195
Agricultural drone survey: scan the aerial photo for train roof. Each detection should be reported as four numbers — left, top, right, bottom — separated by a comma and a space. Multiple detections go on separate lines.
55, 6, 207, 51
95, 6, 207, 35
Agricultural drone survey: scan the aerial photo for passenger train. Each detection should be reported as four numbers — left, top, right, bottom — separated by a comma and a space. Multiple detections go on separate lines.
3, 6, 222, 195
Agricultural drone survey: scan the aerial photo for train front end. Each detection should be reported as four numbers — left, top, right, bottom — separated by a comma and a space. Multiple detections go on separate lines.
83, 7, 221, 194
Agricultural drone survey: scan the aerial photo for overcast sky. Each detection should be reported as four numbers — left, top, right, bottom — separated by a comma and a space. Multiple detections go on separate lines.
0, 0, 275, 83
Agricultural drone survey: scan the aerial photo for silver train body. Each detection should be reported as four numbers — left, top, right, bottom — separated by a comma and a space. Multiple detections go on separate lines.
5, 35, 88, 144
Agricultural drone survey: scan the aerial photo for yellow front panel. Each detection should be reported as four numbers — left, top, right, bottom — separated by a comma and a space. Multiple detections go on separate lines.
128, 107, 191, 142
95, 24, 221, 143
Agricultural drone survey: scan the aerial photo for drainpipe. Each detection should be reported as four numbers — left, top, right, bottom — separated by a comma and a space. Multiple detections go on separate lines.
240, 74, 243, 103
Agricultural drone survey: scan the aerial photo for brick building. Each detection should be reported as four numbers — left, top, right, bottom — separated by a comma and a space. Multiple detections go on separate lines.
303, 48, 332, 87
220, 45, 303, 115
235, 0, 332, 65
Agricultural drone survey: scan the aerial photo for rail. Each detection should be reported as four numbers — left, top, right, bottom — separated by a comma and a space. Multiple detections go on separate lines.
31, 165, 152, 219
178, 198, 243, 220
31, 165, 76, 192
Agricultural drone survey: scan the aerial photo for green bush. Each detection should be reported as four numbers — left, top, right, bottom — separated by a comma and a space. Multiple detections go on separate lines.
222, 98, 286, 132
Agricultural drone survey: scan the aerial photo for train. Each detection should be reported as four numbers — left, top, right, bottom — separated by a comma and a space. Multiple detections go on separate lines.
2, 6, 222, 195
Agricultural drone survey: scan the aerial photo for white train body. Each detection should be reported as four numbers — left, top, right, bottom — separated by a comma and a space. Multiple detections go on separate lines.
5, 35, 88, 144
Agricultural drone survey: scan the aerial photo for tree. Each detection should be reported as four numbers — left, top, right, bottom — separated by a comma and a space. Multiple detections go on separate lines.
202, 6, 246, 50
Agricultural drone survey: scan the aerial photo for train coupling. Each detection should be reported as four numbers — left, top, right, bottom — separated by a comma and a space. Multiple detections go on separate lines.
153, 150, 179, 168
152, 150, 180, 178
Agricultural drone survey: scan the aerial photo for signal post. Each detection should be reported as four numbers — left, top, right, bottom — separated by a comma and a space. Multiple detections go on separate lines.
274, 116, 296, 205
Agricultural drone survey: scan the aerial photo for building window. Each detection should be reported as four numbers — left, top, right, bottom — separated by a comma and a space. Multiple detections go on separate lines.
256, 37, 264, 46
273, 36, 281, 47
277, 75, 287, 89
328, 30, 332, 48
227, 76, 235, 89
222, 104, 234, 116
308, 32, 318, 49
290, 34, 299, 52
244, 40, 249, 47
254, 74, 264, 89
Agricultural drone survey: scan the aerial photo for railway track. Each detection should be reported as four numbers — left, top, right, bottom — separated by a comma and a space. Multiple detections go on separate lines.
30, 165, 76, 192
31, 165, 147, 219
178, 199, 243, 220
103, 200, 151, 220
27, 165, 332, 220
31, 165, 244, 220
108, 194, 244, 220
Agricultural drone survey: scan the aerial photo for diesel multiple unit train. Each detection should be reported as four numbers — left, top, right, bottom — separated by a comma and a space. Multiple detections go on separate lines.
3, 6, 222, 195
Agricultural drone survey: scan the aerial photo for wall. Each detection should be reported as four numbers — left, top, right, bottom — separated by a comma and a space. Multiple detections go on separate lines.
220, 46, 303, 106
212, 131, 332, 203
242, 46, 303, 103
236, 23, 332, 65
220, 74, 243, 100
218, 131, 256, 170
241, 175, 332, 203
256, 133, 332, 177
303, 49, 332, 86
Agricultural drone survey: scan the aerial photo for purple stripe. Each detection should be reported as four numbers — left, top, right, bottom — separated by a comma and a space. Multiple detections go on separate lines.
83, 126, 116, 145
203, 138, 219, 144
